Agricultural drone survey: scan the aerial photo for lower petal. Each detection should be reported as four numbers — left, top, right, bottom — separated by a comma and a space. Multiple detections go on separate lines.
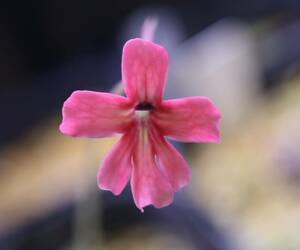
97, 129, 136, 195
150, 127, 190, 192
131, 128, 173, 211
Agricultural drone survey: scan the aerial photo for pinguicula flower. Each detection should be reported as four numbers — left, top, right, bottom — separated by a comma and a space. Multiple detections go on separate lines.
60, 38, 221, 211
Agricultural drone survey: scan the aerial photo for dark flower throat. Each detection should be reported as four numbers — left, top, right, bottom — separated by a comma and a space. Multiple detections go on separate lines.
135, 102, 154, 111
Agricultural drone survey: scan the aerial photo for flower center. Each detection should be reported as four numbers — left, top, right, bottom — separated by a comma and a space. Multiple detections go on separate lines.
135, 102, 154, 111
135, 103, 153, 128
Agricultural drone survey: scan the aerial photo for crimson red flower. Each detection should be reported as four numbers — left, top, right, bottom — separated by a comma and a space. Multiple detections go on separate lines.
60, 38, 221, 211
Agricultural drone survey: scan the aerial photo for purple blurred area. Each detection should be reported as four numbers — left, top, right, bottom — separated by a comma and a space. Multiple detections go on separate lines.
1, 1, 300, 250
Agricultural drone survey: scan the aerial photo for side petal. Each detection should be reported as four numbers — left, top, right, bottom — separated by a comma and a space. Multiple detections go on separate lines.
122, 38, 168, 105
131, 128, 173, 211
150, 127, 190, 192
97, 129, 136, 195
152, 97, 221, 143
60, 91, 134, 138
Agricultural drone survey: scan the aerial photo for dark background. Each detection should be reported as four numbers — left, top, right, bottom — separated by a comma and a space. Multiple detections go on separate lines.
1, 0, 300, 144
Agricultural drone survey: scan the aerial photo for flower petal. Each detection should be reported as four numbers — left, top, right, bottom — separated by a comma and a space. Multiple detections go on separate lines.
60, 91, 134, 138
131, 127, 173, 211
152, 97, 221, 143
97, 129, 136, 195
150, 127, 190, 192
122, 38, 168, 105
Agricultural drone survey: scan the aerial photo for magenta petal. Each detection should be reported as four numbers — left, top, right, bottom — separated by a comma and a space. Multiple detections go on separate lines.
153, 97, 221, 143
131, 130, 173, 211
97, 129, 136, 195
150, 128, 190, 192
60, 91, 134, 138
122, 38, 169, 105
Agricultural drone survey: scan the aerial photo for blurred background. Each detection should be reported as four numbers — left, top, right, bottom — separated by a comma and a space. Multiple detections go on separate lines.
1, 0, 300, 249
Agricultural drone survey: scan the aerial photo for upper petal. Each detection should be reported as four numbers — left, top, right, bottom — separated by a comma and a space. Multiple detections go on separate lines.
97, 128, 136, 195
122, 38, 169, 105
131, 127, 173, 211
150, 127, 190, 192
60, 91, 134, 138
152, 97, 221, 143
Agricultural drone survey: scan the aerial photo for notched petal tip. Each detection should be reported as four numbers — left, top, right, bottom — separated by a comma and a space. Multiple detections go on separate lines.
135, 192, 174, 212
59, 122, 76, 137
152, 194, 174, 209
136, 193, 174, 212
59, 118, 82, 138
207, 108, 222, 144
97, 169, 123, 196
97, 178, 123, 196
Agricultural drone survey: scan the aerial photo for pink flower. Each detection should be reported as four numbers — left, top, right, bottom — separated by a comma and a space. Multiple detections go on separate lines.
60, 38, 221, 211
